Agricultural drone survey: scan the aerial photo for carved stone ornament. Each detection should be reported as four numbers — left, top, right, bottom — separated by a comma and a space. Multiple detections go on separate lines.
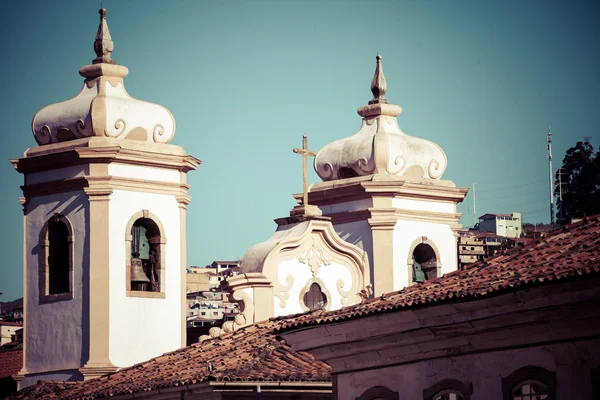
298, 236, 332, 276
314, 54, 447, 181
31, 9, 175, 146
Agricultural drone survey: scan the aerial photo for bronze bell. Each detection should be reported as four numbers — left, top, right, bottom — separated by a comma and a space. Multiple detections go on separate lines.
131, 257, 150, 284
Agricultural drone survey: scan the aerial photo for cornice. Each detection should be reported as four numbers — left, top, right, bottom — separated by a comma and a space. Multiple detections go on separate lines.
294, 176, 468, 207
12, 137, 201, 175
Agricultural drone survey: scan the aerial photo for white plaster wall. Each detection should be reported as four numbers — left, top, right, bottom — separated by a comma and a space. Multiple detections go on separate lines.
336, 338, 600, 400
333, 220, 374, 289
393, 219, 457, 290
108, 190, 182, 367
392, 197, 455, 214
24, 191, 88, 373
108, 163, 180, 184
26, 165, 88, 185
274, 258, 353, 316
21, 369, 82, 389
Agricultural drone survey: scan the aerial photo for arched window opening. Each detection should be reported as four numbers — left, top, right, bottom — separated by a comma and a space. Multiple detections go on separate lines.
424, 379, 471, 400
511, 380, 548, 400
502, 366, 555, 400
356, 386, 399, 400
303, 282, 327, 311
48, 220, 70, 295
412, 243, 438, 283
130, 218, 161, 292
433, 391, 465, 400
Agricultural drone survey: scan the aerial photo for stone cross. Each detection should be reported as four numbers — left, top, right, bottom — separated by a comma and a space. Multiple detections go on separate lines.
293, 135, 317, 213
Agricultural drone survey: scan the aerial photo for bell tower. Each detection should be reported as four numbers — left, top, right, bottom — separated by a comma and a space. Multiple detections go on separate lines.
11, 9, 200, 387
305, 55, 468, 296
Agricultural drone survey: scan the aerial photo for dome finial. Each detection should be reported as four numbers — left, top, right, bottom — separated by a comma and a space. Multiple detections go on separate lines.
93, 8, 115, 65
369, 54, 387, 105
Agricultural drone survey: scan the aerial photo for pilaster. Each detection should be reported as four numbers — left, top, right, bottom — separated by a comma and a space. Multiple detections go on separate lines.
81, 163, 115, 379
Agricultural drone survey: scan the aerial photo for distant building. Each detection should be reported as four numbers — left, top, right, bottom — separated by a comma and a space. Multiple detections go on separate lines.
478, 212, 522, 238
457, 230, 486, 268
0, 322, 22, 346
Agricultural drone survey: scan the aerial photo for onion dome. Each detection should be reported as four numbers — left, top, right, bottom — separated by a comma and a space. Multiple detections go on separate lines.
32, 8, 175, 146
314, 55, 447, 181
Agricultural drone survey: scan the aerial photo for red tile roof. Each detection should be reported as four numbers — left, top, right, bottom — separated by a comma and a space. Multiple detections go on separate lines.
0, 349, 22, 378
17, 320, 330, 399
0, 322, 23, 327
277, 215, 600, 330
11, 216, 600, 399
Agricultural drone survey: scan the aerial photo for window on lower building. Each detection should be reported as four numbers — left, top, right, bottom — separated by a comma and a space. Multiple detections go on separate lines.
433, 392, 465, 400
511, 381, 548, 400
502, 366, 556, 400
423, 379, 471, 400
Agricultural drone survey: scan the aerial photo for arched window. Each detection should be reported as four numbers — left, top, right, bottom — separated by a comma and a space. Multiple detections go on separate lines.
410, 240, 440, 284
356, 386, 399, 400
303, 282, 327, 311
423, 379, 472, 400
502, 366, 556, 400
125, 210, 166, 298
511, 381, 548, 400
41, 214, 73, 301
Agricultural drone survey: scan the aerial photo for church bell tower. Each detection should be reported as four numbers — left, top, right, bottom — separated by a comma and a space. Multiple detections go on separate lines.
11, 9, 200, 387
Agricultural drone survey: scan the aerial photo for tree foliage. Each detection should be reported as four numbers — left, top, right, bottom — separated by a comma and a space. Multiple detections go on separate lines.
554, 141, 600, 224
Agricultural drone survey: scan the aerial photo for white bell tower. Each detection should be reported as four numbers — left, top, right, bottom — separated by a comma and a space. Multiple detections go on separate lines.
11, 9, 200, 387
307, 55, 468, 296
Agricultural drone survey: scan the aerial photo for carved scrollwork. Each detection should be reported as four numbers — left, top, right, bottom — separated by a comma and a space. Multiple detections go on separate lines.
320, 162, 335, 181
231, 289, 254, 325
153, 123, 168, 143
387, 154, 405, 175
336, 278, 356, 306
273, 274, 294, 308
75, 119, 89, 136
428, 158, 443, 179
357, 157, 375, 174
108, 118, 126, 137
36, 125, 52, 145
299, 238, 331, 276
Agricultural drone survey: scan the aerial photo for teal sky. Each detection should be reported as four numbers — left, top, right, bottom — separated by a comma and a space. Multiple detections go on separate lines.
1, 0, 599, 301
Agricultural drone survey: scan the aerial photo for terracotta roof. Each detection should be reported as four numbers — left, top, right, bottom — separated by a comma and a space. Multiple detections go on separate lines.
18, 319, 330, 399
0, 322, 23, 327
277, 215, 600, 331
0, 349, 22, 378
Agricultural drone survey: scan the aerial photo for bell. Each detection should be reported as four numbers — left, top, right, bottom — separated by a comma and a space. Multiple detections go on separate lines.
131, 257, 150, 284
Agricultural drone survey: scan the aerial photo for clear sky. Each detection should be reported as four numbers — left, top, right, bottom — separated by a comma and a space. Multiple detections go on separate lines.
0, 0, 598, 301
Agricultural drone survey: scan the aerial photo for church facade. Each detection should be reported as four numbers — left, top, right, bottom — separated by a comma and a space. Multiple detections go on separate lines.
225, 54, 467, 325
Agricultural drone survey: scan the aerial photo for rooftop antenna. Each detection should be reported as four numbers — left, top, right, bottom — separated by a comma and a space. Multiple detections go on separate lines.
472, 182, 478, 227
547, 125, 554, 224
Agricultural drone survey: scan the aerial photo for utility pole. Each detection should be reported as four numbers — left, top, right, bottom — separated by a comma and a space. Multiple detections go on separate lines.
473, 182, 478, 227
547, 126, 554, 224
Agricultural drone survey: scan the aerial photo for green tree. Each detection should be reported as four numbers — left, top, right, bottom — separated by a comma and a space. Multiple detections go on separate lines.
554, 141, 600, 223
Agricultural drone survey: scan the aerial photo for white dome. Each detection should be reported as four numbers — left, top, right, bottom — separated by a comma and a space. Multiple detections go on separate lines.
314, 55, 447, 181
31, 9, 176, 146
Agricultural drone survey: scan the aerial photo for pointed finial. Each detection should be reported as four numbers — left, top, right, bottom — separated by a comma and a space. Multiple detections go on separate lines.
93, 8, 115, 65
369, 54, 388, 105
